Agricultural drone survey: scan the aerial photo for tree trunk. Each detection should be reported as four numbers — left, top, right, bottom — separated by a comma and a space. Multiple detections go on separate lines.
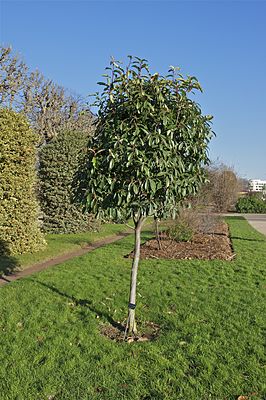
154, 217, 161, 250
124, 216, 145, 337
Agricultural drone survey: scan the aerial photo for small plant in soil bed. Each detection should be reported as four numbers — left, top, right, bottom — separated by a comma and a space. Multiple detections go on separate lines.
166, 221, 194, 242
127, 220, 235, 260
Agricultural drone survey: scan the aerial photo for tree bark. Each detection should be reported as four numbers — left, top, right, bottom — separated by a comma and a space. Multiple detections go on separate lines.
124, 216, 145, 337
154, 217, 161, 250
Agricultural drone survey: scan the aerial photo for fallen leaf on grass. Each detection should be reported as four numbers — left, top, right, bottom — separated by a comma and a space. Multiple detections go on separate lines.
137, 336, 149, 342
36, 335, 44, 343
237, 393, 258, 400
120, 383, 129, 389
16, 322, 23, 330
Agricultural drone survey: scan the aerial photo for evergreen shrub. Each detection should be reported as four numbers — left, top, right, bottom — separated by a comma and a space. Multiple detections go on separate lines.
38, 130, 95, 233
235, 195, 266, 213
0, 109, 46, 255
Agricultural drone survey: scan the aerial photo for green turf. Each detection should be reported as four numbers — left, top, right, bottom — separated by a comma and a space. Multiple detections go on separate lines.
0, 217, 265, 399
0, 222, 128, 274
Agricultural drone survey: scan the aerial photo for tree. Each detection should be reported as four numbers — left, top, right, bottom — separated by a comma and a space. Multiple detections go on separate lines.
75, 56, 213, 336
204, 162, 240, 212
38, 129, 96, 234
22, 70, 94, 143
0, 46, 28, 109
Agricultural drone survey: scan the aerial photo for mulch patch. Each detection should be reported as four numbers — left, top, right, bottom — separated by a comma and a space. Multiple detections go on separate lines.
127, 221, 235, 261
100, 321, 160, 343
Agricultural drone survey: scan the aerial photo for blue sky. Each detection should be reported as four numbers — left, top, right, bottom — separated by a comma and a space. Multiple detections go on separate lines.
1, 0, 266, 179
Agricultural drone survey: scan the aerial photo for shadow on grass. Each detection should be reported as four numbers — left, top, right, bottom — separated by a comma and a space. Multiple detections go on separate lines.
0, 239, 19, 278
224, 216, 245, 220
30, 279, 124, 331
230, 236, 265, 242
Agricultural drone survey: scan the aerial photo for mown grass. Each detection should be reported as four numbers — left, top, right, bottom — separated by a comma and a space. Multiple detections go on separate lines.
0, 217, 265, 400
0, 222, 128, 274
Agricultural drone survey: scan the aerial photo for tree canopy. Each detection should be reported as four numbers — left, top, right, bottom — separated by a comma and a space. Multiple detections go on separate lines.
76, 56, 213, 222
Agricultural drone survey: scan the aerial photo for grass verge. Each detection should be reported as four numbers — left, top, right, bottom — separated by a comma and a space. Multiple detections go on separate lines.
0, 222, 128, 274
0, 217, 265, 399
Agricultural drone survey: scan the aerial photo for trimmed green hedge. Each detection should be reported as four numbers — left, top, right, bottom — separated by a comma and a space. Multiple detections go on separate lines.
0, 109, 46, 255
38, 130, 95, 233
236, 195, 266, 213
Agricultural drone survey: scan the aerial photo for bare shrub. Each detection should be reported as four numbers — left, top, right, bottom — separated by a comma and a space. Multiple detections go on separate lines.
166, 207, 221, 241
193, 161, 241, 212
197, 213, 220, 234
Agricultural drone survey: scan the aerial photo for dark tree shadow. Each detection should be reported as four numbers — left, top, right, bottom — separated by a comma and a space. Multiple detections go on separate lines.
0, 239, 19, 278
30, 279, 124, 331
225, 216, 245, 221
230, 236, 266, 242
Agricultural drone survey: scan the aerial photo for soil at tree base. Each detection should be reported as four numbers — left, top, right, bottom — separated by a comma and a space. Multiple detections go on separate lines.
100, 321, 160, 343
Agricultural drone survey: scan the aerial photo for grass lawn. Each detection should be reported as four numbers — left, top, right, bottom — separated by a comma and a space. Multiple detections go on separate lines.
0, 222, 129, 274
0, 217, 265, 399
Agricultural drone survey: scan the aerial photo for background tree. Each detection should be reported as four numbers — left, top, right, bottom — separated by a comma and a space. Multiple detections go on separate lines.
203, 162, 240, 212
38, 129, 96, 233
0, 46, 28, 109
21, 70, 94, 143
0, 46, 94, 143
0, 109, 46, 254
238, 177, 249, 193
75, 56, 213, 336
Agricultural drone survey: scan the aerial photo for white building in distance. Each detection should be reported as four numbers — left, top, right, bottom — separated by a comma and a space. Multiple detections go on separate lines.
249, 179, 266, 192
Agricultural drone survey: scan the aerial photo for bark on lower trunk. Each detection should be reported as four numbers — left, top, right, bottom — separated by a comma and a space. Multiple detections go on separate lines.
154, 217, 161, 250
124, 216, 145, 337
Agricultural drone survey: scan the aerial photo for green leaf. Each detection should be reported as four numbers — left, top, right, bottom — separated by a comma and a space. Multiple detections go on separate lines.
150, 180, 156, 193
133, 184, 138, 194
109, 159, 114, 169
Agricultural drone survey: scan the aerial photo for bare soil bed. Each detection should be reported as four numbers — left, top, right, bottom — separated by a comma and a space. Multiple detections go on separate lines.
129, 221, 234, 261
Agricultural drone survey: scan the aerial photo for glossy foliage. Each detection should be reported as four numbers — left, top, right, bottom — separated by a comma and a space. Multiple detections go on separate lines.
76, 57, 213, 221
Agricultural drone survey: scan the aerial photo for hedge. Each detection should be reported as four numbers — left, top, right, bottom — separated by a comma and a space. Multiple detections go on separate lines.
0, 109, 46, 255
235, 195, 266, 213
38, 130, 95, 233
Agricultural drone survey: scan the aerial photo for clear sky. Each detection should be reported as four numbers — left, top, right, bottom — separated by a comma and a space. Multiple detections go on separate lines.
1, 0, 266, 179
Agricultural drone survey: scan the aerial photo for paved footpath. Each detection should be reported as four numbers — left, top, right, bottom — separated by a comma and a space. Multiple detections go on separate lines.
0, 232, 131, 287
243, 214, 266, 236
